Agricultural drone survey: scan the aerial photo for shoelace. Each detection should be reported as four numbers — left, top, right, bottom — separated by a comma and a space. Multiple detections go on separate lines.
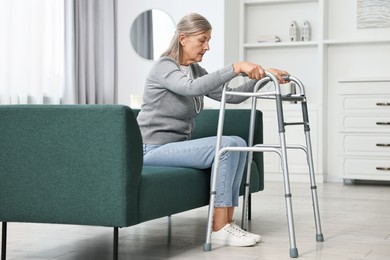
230, 223, 251, 236
226, 224, 247, 238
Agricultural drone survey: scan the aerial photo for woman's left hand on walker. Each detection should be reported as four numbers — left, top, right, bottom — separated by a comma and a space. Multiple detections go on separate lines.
266, 68, 290, 84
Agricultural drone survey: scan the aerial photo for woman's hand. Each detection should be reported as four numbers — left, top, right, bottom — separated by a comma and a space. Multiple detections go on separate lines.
233, 62, 266, 80
233, 62, 289, 84
266, 68, 290, 84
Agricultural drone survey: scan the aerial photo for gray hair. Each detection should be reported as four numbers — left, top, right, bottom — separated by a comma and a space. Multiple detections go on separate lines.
161, 13, 212, 63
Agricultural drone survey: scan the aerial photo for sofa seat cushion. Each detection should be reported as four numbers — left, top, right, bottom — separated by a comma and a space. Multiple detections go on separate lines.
138, 166, 210, 222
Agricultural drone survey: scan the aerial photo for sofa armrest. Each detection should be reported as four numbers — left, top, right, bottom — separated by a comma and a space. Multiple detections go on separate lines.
0, 105, 143, 227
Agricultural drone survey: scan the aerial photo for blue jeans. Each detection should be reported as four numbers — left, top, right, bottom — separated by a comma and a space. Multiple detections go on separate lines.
143, 136, 247, 207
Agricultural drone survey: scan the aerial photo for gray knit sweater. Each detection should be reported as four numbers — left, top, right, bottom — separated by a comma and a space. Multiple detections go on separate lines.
136, 56, 257, 144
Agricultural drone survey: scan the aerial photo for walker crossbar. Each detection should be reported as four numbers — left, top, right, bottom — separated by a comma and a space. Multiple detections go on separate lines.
203, 72, 324, 258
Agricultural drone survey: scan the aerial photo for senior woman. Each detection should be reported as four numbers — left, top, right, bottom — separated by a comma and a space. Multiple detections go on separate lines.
137, 13, 288, 247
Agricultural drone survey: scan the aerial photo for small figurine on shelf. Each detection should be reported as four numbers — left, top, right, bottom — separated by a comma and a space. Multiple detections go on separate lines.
301, 20, 311, 41
289, 21, 299, 42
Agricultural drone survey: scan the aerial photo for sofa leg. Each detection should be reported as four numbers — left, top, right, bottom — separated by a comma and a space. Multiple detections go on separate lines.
1, 222, 6, 260
113, 227, 118, 260
248, 194, 252, 221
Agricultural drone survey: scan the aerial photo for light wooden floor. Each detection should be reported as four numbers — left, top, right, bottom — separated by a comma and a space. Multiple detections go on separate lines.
2, 181, 390, 260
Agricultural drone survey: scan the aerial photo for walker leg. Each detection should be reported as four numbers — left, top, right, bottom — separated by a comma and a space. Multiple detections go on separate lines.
276, 93, 299, 258
203, 194, 215, 252
279, 132, 299, 258
241, 96, 258, 231
301, 102, 324, 242
241, 182, 251, 231
204, 87, 228, 252
306, 133, 324, 242
204, 163, 221, 252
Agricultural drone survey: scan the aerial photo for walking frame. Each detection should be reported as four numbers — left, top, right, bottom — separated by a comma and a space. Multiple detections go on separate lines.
203, 72, 324, 258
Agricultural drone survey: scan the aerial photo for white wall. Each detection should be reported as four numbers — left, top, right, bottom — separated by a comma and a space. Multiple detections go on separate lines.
327, 0, 390, 41
116, 0, 226, 106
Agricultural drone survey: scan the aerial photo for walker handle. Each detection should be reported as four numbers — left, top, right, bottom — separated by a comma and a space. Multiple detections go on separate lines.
241, 72, 290, 82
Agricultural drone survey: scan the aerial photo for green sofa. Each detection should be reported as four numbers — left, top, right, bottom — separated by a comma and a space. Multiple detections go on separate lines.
0, 105, 263, 259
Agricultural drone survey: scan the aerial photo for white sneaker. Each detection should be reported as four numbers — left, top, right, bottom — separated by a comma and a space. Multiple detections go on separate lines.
211, 223, 256, 247
230, 222, 262, 243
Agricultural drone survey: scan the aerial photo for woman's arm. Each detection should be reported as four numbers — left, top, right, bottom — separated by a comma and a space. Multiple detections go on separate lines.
206, 66, 290, 104
152, 57, 237, 97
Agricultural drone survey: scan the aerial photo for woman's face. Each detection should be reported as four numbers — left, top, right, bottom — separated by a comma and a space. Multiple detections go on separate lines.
180, 30, 211, 66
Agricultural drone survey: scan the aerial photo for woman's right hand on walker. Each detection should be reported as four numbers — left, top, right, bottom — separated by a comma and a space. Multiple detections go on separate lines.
233, 61, 265, 80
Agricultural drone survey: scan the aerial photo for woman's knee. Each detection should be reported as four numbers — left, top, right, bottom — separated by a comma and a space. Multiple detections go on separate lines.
234, 136, 247, 147
221, 136, 247, 147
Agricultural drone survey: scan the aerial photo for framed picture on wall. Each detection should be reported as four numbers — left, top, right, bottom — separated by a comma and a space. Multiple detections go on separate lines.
357, 0, 390, 29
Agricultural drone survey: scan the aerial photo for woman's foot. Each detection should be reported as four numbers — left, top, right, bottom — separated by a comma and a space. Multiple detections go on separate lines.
211, 223, 256, 247
230, 222, 262, 243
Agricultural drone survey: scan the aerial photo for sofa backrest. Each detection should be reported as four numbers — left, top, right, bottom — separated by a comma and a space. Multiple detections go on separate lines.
0, 105, 143, 227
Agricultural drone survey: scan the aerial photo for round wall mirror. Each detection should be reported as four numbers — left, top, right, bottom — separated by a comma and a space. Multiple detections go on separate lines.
130, 9, 175, 60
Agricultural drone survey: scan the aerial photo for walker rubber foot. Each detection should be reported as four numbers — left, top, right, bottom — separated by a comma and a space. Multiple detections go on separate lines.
290, 248, 299, 258
203, 243, 212, 252
316, 233, 324, 242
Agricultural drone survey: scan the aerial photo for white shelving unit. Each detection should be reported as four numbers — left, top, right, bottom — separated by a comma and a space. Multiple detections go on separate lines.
239, 0, 390, 183
239, 0, 325, 182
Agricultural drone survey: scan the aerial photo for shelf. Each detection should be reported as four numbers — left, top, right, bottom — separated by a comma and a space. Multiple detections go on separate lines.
244, 39, 390, 48
244, 0, 318, 5
244, 41, 318, 48
338, 77, 390, 83
324, 39, 390, 46
243, 39, 390, 49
